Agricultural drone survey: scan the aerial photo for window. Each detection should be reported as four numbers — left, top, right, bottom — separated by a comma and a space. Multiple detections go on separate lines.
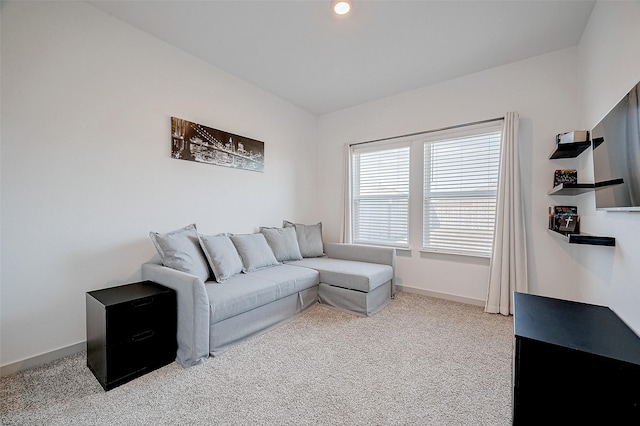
350, 120, 502, 257
423, 131, 501, 257
351, 144, 410, 247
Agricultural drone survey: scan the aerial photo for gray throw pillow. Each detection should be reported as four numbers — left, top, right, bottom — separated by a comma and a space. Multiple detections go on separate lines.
259, 226, 303, 262
198, 234, 243, 283
230, 233, 280, 273
283, 220, 324, 258
149, 224, 210, 282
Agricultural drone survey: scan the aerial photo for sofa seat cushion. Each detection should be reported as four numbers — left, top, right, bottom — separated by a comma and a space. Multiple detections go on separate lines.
287, 258, 393, 293
206, 265, 319, 324
250, 264, 319, 298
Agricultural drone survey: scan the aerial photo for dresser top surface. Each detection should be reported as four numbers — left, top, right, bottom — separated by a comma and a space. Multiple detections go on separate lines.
514, 292, 640, 365
87, 281, 172, 306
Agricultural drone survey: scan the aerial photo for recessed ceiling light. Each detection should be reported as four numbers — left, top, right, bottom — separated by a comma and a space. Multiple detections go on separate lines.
331, 0, 352, 16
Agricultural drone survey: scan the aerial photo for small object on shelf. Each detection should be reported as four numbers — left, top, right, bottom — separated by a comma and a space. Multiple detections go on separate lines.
553, 169, 577, 187
556, 130, 589, 144
549, 206, 578, 234
558, 214, 579, 234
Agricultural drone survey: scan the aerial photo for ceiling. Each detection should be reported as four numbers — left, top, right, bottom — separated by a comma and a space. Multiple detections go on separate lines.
89, 1, 596, 115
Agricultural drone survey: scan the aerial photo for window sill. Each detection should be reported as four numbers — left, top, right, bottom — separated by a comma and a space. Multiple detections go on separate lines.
419, 249, 491, 263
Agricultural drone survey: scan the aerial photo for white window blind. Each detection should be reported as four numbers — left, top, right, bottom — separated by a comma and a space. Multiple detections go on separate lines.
352, 145, 410, 247
423, 131, 501, 257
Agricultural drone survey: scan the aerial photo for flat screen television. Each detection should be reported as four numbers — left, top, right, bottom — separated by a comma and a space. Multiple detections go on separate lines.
591, 80, 640, 211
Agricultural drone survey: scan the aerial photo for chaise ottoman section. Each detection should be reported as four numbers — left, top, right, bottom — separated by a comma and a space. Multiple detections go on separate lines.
288, 255, 394, 316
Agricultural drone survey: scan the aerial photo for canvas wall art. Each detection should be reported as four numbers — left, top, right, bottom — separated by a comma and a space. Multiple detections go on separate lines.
171, 117, 264, 172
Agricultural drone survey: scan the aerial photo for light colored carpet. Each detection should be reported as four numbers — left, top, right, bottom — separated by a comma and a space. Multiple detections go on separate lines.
1, 292, 514, 425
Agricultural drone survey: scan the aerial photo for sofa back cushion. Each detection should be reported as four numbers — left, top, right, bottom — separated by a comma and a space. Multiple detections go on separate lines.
149, 223, 211, 282
259, 226, 303, 262
230, 233, 280, 273
198, 234, 243, 283
283, 221, 324, 258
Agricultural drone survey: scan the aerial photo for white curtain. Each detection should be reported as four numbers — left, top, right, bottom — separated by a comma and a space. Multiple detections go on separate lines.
626, 83, 640, 205
340, 143, 353, 243
485, 111, 528, 315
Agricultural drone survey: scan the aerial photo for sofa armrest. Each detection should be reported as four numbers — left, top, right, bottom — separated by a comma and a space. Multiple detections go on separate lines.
323, 242, 397, 297
142, 262, 210, 367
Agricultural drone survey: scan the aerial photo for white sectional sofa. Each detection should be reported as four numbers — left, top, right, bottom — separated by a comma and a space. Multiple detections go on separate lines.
144, 222, 396, 367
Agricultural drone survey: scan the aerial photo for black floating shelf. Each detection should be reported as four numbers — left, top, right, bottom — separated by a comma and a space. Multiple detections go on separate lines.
595, 178, 625, 188
547, 229, 615, 246
548, 179, 624, 196
549, 141, 591, 159
548, 183, 594, 196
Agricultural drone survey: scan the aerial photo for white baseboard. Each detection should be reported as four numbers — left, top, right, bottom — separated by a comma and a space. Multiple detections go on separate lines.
1, 341, 86, 377
397, 285, 485, 307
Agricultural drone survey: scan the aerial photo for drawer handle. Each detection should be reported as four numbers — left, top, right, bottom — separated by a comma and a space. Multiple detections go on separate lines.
131, 298, 154, 308
131, 330, 154, 342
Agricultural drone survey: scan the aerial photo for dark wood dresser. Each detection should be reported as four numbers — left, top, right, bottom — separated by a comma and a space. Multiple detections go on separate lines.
86, 281, 177, 390
513, 292, 640, 424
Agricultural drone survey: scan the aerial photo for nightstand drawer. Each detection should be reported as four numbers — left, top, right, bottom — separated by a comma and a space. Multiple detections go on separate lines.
106, 331, 176, 382
107, 294, 173, 343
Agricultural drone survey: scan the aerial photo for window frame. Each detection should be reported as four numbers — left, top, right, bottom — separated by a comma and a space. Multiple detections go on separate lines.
349, 119, 503, 258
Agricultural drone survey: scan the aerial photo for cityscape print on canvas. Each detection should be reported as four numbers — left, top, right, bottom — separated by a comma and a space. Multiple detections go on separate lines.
171, 117, 265, 172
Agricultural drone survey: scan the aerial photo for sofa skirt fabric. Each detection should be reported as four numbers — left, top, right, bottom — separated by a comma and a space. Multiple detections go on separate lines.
319, 281, 391, 316
209, 287, 318, 356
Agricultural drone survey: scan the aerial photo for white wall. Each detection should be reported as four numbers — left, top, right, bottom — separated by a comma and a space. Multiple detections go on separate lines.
317, 48, 585, 304
0, 2, 318, 368
577, 0, 640, 332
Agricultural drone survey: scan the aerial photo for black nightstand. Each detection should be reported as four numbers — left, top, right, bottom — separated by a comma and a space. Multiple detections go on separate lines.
86, 281, 177, 391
